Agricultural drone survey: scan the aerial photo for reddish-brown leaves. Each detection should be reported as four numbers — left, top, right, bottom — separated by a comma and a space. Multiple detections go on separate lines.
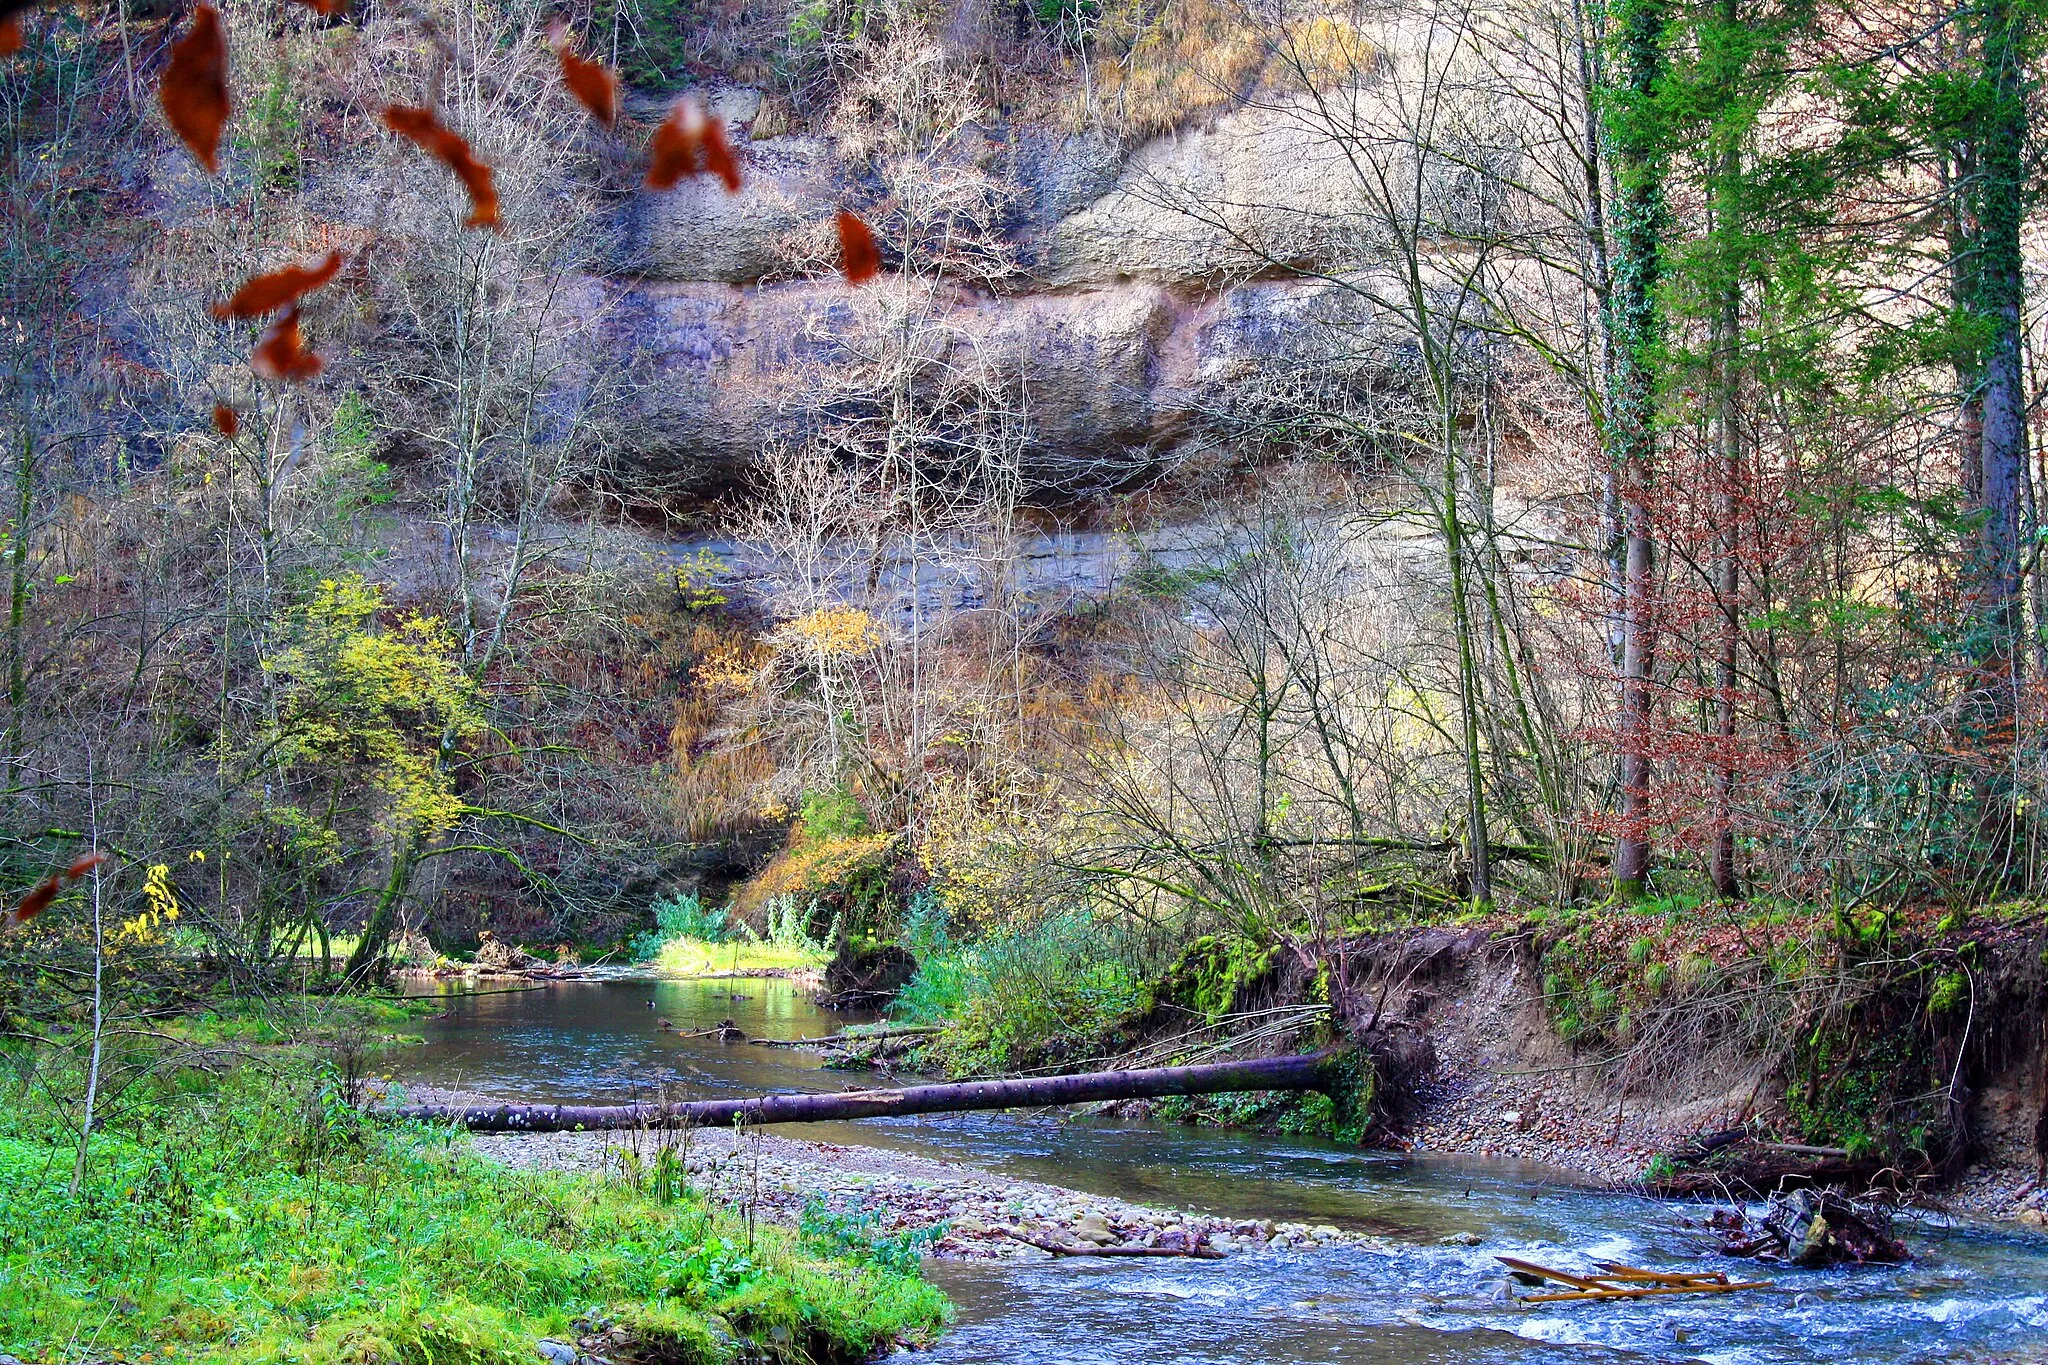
252, 308, 323, 382
384, 105, 500, 231
3, 852, 106, 934
550, 23, 619, 129
645, 98, 741, 193
161, 4, 230, 173
291, 0, 347, 14
213, 403, 239, 436
1, 15, 23, 57
212, 250, 343, 321
837, 210, 881, 285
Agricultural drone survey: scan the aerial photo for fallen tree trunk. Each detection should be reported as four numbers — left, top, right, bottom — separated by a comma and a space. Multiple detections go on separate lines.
383, 1051, 1341, 1133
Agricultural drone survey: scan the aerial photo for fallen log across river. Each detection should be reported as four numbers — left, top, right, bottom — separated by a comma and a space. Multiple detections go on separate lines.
381, 1050, 1344, 1133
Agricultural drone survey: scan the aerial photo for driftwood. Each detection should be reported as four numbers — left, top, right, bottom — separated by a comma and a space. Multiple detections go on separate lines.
1647, 1132, 1897, 1198
1708, 1190, 1909, 1266
1498, 1256, 1768, 1303
383, 1051, 1341, 1132
747, 1027, 942, 1049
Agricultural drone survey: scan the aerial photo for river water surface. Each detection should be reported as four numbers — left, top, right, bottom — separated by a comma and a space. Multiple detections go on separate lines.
398, 976, 2048, 1365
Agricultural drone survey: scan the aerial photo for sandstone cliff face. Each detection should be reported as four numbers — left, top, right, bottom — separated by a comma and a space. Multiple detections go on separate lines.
591, 91, 1391, 497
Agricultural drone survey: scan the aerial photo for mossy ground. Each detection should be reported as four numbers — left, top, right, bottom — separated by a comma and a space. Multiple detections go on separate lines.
0, 1035, 945, 1364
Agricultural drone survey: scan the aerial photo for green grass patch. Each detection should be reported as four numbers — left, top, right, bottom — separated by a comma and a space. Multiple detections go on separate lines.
0, 1054, 945, 1364
653, 937, 827, 977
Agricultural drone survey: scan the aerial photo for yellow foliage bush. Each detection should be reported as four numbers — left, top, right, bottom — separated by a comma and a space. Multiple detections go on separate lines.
732, 833, 896, 922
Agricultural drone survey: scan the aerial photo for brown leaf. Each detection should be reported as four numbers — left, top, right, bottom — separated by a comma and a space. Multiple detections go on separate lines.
383, 105, 500, 231
551, 27, 619, 129
252, 307, 323, 382
213, 403, 239, 436
1, 15, 23, 57
161, 4, 230, 174
645, 97, 741, 194
211, 249, 343, 320
837, 210, 881, 285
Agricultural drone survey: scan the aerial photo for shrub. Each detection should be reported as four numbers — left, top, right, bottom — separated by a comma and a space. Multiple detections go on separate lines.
921, 912, 1150, 1074
630, 892, 730, 962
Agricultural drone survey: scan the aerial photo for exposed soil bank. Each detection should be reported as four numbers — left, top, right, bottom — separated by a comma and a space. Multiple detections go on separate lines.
1119, 920, 2048, 1227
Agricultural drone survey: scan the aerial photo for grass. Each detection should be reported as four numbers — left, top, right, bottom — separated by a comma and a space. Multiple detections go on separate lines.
652, 936, 827, 977
0, 1048, 946, 1364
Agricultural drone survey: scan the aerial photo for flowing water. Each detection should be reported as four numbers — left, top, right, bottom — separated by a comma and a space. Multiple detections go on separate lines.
398, 977, 2048, 1364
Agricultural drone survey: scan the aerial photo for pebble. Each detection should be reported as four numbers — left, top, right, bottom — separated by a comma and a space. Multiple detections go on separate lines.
472, 1128, 1386, 1263
534, 1340, 578, 1365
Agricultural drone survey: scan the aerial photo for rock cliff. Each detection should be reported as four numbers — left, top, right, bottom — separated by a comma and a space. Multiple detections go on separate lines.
588, 90, 1392, 498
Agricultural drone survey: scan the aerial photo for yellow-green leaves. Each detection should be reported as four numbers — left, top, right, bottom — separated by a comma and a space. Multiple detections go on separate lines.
266, 575, 482, 841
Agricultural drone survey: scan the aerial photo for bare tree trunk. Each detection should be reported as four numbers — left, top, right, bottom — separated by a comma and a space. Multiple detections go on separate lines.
1709, 36, 1742, 901
390, 1050, 1357, 1132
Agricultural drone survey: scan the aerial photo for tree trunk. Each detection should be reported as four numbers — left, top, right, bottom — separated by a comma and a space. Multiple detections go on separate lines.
1605, 0, 1672, 900
1709, 0, 1744, 901
387, 1050, 1354, 1133
344, 835, 416, 985
1959, 0, 2029, 879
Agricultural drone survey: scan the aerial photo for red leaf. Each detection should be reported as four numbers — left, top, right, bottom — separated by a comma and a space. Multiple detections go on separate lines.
384, 105, 500, 231
161, 4, 230, 174
700, 112, 741, 193
213, 403, 239, 436
837, 210, 880, 285
645, 102, 700, 190
5, 874, 61, 929
551, 27, 619, 129
212, 249, 343, 320
1, 15, 23, 57
252, 307, 323, 382
645, 97, 741, 194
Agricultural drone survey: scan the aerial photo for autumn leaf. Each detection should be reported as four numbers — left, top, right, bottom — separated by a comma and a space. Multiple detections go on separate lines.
2, 851, 107, 934
549, 23, 619, 129
213, 403, 239, 436
383, 105, 500, 231
252, 307, 323, 382
837, 210, 880, 285
161, 4, 231, 173
645, 97, 741, 194
212, 250, 344, 320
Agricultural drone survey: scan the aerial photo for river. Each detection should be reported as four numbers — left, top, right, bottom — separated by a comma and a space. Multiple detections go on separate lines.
397, 975, 2048, 1365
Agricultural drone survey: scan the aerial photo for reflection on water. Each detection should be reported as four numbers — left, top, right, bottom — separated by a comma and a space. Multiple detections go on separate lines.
396, 980, 2048, 1365
396, 973, 872, 1105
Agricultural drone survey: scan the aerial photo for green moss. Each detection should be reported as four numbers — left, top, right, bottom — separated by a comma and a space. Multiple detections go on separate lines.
1157, 934, 1277, 1021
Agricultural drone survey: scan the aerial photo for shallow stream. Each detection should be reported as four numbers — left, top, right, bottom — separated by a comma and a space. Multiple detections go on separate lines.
398, 976, 2048, 1364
